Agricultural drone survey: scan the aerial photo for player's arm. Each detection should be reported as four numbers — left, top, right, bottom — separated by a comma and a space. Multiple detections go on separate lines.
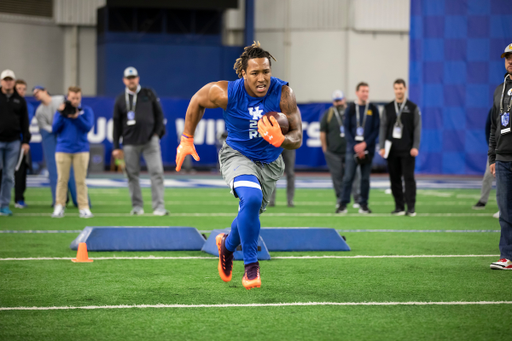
279, 85, 302, 150
176, 81, 228, 171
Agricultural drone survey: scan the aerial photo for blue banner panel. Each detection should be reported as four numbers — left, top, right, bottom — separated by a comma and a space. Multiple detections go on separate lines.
410, 0, 512, 174
26, 97, 354, 170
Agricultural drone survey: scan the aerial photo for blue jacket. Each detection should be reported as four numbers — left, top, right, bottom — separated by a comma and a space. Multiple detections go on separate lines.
52, 105, 94, 153
343, 102, 380, 156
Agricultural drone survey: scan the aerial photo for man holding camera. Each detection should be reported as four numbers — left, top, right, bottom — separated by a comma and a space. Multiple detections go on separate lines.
34, 85, 79, 207
51, 86, 94, 218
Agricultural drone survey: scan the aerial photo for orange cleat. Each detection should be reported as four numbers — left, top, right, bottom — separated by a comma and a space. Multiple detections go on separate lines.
216, 233, 233, 282
242, 262, 261, 290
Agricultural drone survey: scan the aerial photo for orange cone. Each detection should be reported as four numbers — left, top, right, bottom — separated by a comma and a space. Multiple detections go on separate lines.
72, 243, 93, 263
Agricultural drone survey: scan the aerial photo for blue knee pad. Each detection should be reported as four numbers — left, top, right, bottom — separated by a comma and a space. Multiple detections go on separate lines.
225, 175, 263, 264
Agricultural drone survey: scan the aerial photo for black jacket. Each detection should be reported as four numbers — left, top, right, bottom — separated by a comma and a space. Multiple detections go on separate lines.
113, 87, 166, 149
379, 99, 421, 156
0, 87, 31, 144
489, 73, 512, 164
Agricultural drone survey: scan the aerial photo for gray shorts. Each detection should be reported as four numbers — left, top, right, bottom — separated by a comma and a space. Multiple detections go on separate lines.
219, 143, 285, 214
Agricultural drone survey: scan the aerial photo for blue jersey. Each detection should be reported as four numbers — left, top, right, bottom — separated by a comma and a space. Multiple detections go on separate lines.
224, 77, 288, 163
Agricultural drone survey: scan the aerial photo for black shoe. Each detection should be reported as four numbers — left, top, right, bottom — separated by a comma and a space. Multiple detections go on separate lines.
406, 209, 416, 217
287, 201, 295, 207
472, 201, 486, 210
359, 205, 372, 214
335, 204, 347, 214
391, 208, 405, 216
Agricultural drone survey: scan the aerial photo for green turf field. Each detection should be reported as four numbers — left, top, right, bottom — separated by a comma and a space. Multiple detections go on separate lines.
1, 186, 510, 340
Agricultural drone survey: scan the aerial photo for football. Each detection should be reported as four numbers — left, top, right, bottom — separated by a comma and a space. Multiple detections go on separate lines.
263, 111, 289, 135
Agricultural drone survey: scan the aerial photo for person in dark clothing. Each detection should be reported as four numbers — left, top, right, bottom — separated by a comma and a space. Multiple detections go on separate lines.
337, 82, 380, 214
320, 90, 360, 211
0, 70, 31, 216
472, 109, 499, 218
489, 43, 512, 270
378, 79, 421, 216
112, 67, 168, 216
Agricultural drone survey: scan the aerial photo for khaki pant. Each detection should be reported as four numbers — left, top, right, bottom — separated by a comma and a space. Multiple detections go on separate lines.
55, 152, 89, 209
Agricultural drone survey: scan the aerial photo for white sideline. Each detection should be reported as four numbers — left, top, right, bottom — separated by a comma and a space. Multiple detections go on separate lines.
1, 301, 511, 311
0, 254, 499, 261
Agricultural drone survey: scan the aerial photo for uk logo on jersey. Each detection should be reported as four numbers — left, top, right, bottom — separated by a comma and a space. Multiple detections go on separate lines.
248, 106, 263, 139
249, 106, 263, 120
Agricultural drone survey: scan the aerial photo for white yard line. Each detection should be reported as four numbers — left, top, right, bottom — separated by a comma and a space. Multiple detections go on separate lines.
1, 301, 510, 311
0, 254, 499, 261
9, 212, 497, 217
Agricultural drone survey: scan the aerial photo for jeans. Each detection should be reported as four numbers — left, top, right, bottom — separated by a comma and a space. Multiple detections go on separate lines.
324, 150, 361, 203
340, 152, 372, 206
40, 130, 77, 206
0, 140, 21, 207
495, 161, 512, 259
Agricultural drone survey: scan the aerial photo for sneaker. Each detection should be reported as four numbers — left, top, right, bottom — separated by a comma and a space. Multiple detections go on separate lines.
215, 233, 233, 282
268, 202, 275, 207
15, 201, 27, 209
0, 206, 13, 216
353, 203, 360, 209
493, 211, 500, 219
472, 201, 486, 210
153, 208, 169, 216
287, 201, 295, 208
406, 209, 416, 217
490, 258, 512, 270
391, 208, 406, 216
335, 204, 347, 214
51, 204, 64, 218
359, 205, 372, 214
79, 208, 94, 218
130, 207, 144, 215
242, 262, 261, 290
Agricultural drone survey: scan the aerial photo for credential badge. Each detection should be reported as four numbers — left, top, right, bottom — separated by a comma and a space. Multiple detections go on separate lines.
502, 112, 509, 127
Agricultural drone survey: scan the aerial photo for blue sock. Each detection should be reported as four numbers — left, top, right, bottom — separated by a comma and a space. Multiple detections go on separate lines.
225, 175, 262, 264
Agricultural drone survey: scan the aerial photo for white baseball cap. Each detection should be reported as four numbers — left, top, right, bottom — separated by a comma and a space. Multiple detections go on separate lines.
124, 67, 138, 78
1, 69, 15, 80
501, 43, 512, 58
332, 90, 344, 101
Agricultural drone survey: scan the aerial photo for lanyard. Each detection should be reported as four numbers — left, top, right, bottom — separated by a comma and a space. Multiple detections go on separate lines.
394, 99, 406, 125
499, 74, 512, 114
332, 107, 343, 127
125, 86, 140, 112
356, 102, 369, 129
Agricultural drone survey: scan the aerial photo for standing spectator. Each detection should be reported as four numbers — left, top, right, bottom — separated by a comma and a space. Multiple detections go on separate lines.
489, 43, 512, 270
473, 108, 499, 218
112, 67, 168, 216
269, 148, 295, 207
378, 79, 421, 217
0, 70, 31, 216
33, 85, 78, 207
337, 82, 380, 214
320, 90, 361, 212
14, 80, 34, 208
51, 87, 94, 218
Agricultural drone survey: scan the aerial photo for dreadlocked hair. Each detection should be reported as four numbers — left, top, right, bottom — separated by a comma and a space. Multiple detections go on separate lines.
233, 41, 277, 78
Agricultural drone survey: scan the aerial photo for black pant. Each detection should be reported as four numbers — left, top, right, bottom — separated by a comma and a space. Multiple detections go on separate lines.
387, 152, 416, 210
0, 153, 29, 203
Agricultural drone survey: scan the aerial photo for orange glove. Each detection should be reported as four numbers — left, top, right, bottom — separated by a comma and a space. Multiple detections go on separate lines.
257, 116, 285, 147
175, 134, 200, 171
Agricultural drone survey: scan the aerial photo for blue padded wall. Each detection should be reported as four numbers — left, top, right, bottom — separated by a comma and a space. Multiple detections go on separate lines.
410, 0, 512, 174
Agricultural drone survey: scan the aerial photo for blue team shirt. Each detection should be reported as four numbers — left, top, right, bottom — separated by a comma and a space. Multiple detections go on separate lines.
224, 76, 288, 163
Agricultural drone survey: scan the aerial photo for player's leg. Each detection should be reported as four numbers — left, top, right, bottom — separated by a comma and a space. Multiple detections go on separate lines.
216, 217, 238, 282
234, 175, 263, 289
